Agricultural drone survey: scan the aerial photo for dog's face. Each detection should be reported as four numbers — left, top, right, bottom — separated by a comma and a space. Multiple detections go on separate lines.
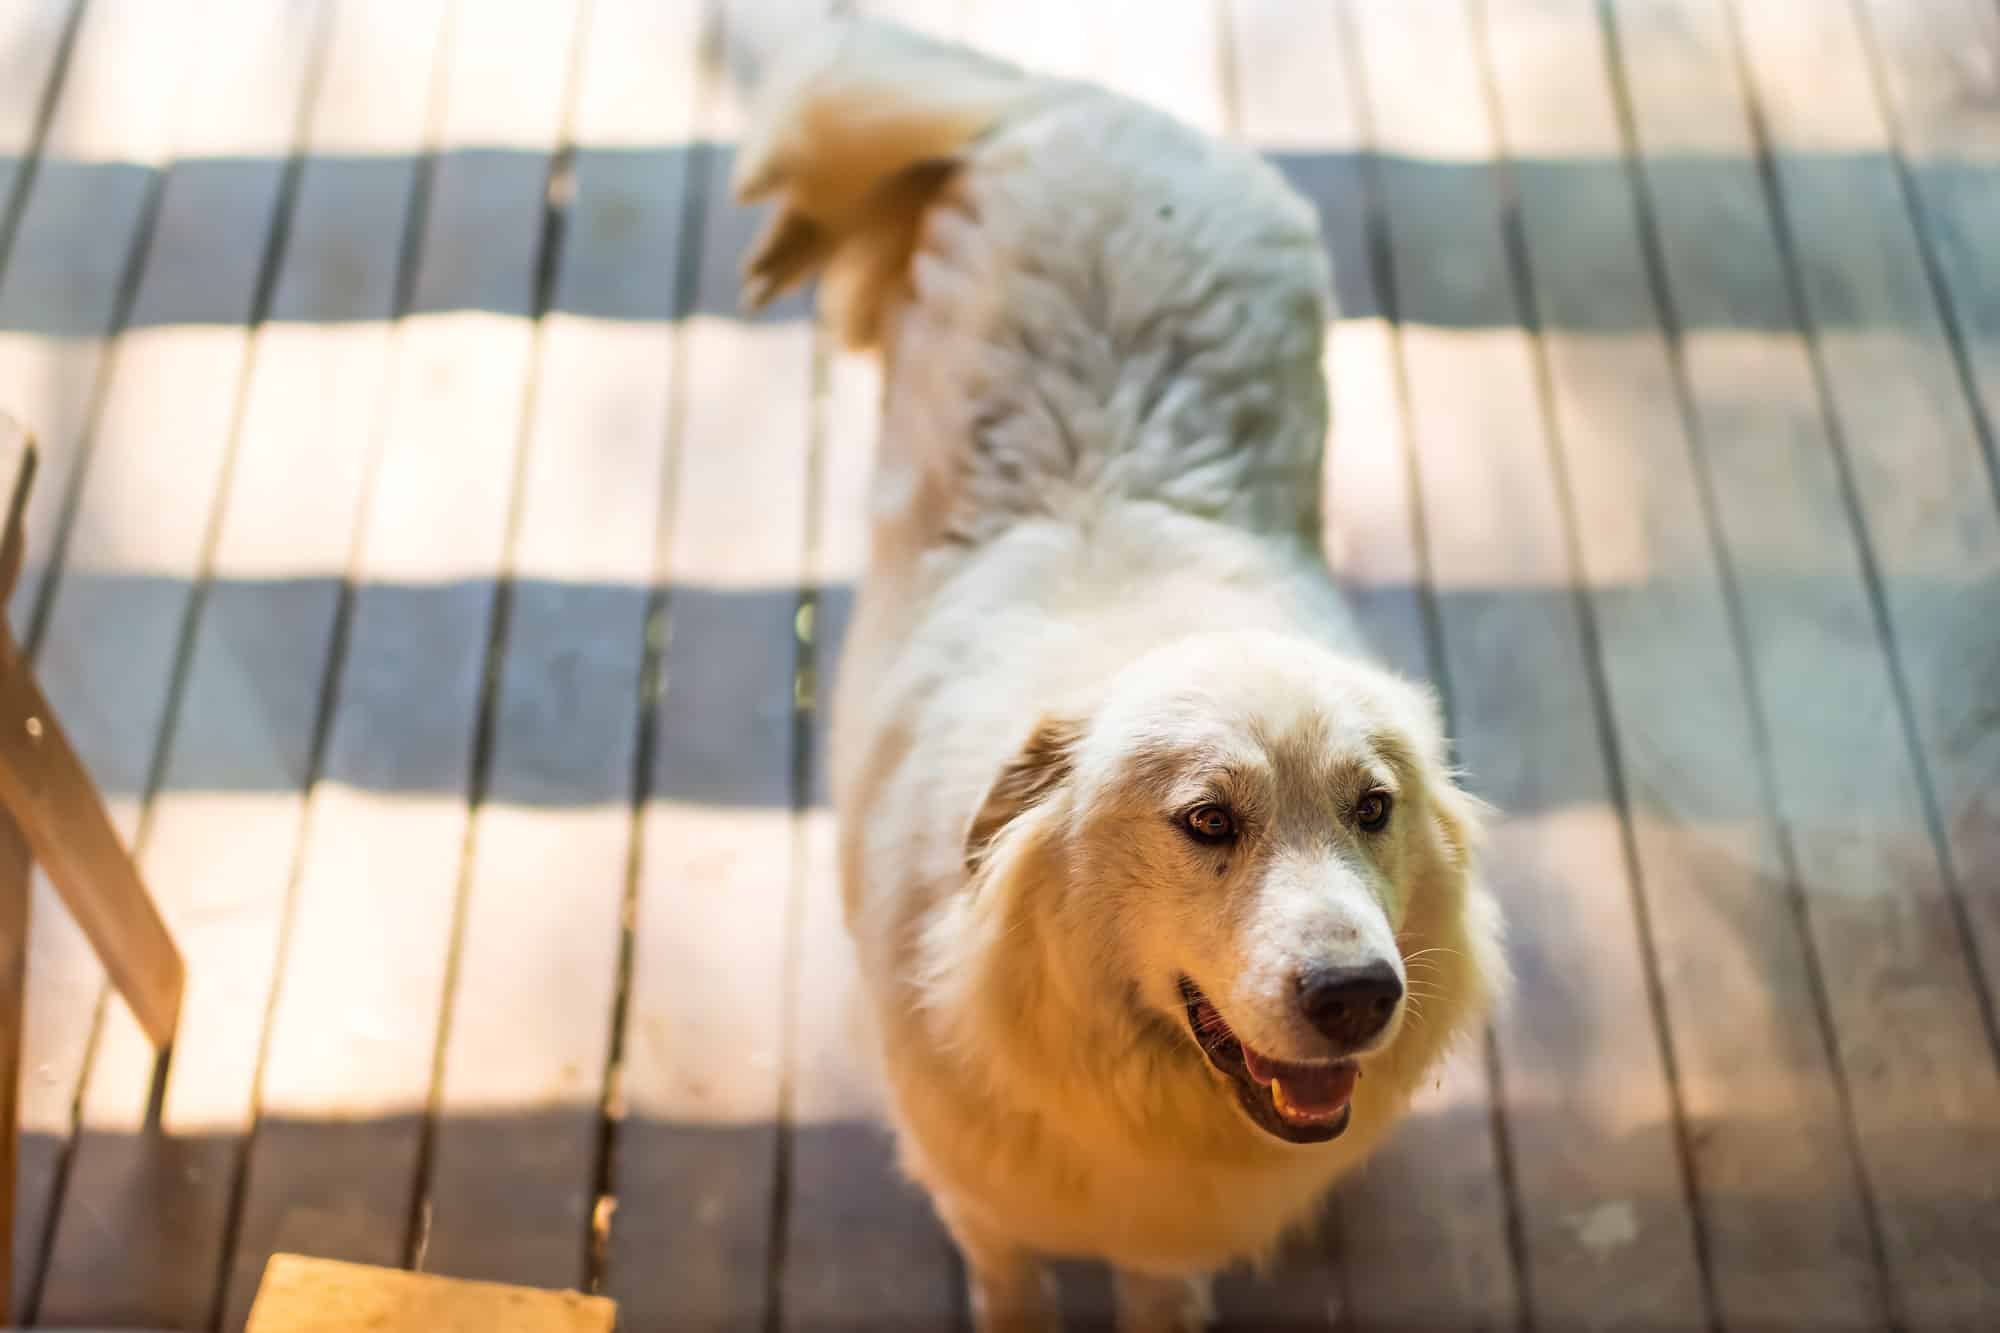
964, 631, 1484, 1147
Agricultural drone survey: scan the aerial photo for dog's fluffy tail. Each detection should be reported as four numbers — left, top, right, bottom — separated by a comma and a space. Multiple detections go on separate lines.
731, 19, 1035, 349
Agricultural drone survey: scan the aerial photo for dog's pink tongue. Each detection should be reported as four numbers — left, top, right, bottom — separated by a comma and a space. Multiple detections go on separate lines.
1243, 1049, 1359, 1118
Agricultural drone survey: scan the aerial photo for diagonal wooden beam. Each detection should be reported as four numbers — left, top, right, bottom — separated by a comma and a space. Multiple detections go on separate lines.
0, 413, 183, 1050
0, 414, 31, 600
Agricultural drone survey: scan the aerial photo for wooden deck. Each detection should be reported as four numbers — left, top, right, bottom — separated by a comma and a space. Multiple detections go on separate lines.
1, 0, 1996, 1328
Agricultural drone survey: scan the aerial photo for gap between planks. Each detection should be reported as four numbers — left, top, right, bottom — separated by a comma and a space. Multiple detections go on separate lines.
405, 0, 598, 1287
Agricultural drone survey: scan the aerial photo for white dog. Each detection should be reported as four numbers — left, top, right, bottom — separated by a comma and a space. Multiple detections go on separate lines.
736, 20, 1506, 1331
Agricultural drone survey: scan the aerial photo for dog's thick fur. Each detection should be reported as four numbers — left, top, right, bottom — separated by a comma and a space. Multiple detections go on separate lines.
737, 20, 1506, 1330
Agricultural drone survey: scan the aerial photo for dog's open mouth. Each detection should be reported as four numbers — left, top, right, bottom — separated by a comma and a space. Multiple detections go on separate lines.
1179, 977, 1357, 1145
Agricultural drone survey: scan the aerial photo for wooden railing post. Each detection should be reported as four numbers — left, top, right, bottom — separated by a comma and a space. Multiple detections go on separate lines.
0, 805, 26, 1322
0, 413, 31, 1316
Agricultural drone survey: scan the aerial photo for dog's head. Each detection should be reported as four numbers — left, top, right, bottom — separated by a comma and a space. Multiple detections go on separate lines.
962, 630, 1495, 1147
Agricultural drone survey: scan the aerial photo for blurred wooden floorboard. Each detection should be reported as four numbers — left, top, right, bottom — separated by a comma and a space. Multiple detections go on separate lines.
0, 0, 1993, 1328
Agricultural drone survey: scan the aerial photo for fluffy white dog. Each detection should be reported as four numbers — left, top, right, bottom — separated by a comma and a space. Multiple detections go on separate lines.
735, 20, 1507, 1331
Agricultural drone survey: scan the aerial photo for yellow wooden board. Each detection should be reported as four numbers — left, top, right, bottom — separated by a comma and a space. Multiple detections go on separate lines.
245, 1255, 615, 1333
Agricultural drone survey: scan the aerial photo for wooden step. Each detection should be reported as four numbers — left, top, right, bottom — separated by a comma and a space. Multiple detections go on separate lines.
245, 1255, 616, 1332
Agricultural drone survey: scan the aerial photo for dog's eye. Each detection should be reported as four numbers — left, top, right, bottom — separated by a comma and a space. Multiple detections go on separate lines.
1184, 804, 1237, 844
1355, 790, 1393, 833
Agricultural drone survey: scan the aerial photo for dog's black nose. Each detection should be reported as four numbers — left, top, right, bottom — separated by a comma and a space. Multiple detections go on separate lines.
1298, 961, 1403, 1046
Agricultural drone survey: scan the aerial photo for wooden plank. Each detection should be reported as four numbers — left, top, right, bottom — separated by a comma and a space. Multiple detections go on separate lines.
0, 416, 31, 598
782, 345, 965, 1331
1346, 1, 1709, 1327
1852, 0, 2000, 485
31, 3, 453, 1325
1853, 0, 2000, 1108
1084, 0, 1221, 135
245, 1254, 615, 1333
860, 0, 970, 37
0, 1, 78, 252
602, 2, 816, 1324
219, 6, 588, 1328
0, 7, 210, 1306
967, 0, 1217, 131
1611, 1, 2000, 1326
1739, 0, 2000, 1045
961, 0, 1088, 83
1480, 1, 1889, 1326
419, 0, 700, 1294
1727, 0, 2000, 1320
1224, 2, 1519, 1327
0, 0, 208, 632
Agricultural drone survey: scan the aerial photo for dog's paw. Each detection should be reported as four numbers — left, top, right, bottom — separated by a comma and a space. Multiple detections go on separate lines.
973, 1309, 1063, 1333
969, 1266, 1062, 1333
970, 1295, 1062, 1333
1113, 1271, 1213, 1333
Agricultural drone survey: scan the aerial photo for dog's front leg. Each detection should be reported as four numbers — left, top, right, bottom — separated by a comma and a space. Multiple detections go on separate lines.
1112, 1270, 1214, 1333
940, 1207, 1060, 1333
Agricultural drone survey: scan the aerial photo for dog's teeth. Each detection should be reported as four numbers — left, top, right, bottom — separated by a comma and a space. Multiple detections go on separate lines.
1273, 1080, 1316, 1121
1272, 1075, 1349, 1124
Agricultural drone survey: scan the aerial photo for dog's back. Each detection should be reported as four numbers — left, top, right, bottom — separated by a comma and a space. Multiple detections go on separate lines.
734, 18, 1335, 549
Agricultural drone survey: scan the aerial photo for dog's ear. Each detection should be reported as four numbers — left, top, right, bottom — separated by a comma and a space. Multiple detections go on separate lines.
1427, 777, 1491, 874
964, 716, 1081, 877
1371, 671, 1490, 875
